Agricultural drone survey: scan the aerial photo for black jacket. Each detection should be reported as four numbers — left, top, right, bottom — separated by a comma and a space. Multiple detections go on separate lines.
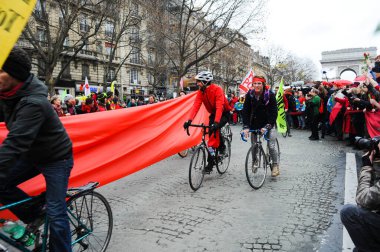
0, 74, 72, 179
242, 90, 278, 130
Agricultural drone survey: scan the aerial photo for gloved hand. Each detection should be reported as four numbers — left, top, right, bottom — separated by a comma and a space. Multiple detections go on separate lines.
183, 120, 192, 129
209, 123, 219, 134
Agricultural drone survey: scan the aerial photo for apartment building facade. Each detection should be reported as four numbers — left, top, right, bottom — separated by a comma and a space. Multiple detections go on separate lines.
17, 0, 265, 101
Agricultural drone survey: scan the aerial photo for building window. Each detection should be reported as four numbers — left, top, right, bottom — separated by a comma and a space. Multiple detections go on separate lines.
34, 0, 45, 19
63, 36, 69, 47
131, 3, 139, 16
82, 64, 90, 80
109, 68, 115, 80
130, 26, 140, 43
96, 42, 103, 54
61, 60, 71, 79
38, 59, 45, 77
147, 72, 153, 83
130, 47, 140, 64
105, 67, 115, 81
37, 28, 47, 47
105, 42, 116, 59
80, 14, 90, 32
105, 21, 114, 37
130, 69, 138, 84
148, 49, 153, 65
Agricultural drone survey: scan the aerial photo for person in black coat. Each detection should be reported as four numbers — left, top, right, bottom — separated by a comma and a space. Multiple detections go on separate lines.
0, 47, 73, 251
242, 76, 279, 176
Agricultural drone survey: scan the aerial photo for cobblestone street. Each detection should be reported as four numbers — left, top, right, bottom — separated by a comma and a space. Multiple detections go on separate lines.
99, 126, 355, 252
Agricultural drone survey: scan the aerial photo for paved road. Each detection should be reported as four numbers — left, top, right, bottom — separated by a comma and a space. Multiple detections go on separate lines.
99, 125, 356, 252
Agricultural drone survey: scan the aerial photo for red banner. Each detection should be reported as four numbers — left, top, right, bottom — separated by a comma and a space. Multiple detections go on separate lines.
365, 110, 380, 138
0, 92, 207, 201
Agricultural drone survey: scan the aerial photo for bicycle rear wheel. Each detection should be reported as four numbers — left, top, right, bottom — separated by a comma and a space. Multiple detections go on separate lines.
216, 139, 231, 174
178, 149, 189, 158
67, 191, 113, 252
189, 146, 206, 191
245, 145, 267, 189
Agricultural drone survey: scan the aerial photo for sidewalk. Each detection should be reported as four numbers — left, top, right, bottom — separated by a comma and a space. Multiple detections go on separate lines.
342, 153, 357, 251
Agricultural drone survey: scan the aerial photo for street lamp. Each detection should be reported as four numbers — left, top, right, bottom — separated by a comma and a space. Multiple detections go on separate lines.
322, 71, 328, 82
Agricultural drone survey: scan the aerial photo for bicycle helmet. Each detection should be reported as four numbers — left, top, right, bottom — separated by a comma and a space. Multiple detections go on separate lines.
195, 71, 213, 85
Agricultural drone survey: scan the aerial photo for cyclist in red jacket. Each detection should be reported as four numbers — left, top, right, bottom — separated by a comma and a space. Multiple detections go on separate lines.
183, 71, 231, 172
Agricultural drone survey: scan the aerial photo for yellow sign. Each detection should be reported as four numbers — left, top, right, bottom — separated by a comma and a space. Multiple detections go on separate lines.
0, 0, 37, 68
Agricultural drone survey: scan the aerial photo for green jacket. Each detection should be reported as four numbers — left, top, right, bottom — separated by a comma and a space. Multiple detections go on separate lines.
310, 95, 321, 116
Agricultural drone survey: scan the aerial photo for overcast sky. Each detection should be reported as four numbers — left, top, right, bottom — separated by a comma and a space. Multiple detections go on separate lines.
254, 0, 380, 75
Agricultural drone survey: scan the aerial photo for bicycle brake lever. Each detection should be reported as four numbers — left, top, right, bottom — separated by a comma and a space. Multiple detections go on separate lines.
240, 132, 247, 142
186, 127, 190, 136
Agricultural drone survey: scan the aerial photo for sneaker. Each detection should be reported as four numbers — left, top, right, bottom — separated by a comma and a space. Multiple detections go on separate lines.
271, 164, 279, 177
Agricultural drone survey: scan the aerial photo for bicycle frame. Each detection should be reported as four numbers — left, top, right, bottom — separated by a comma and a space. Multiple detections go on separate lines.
241, 129, 272, 170
0, 192, 95, 252
186, 123, 213, 157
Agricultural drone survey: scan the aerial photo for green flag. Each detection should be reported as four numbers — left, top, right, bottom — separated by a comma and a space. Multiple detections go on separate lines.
276, 78, 287, 134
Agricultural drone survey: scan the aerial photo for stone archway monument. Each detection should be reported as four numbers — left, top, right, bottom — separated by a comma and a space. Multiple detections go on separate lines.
320, 47, 377, 81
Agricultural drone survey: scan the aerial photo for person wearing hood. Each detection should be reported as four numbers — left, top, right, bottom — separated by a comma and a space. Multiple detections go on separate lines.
0, 47, 73, 251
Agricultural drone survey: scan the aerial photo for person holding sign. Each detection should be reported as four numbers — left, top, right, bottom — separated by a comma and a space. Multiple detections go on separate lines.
241, 76, 280, 177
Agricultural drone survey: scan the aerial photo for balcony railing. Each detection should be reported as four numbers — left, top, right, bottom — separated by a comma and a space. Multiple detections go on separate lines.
79, 50, 97, 57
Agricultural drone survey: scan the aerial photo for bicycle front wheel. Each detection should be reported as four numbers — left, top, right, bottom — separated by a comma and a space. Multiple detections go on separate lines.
189, 146, 206, 191
216, 139, 231, 174
67, 191, 113, 252
245, 145, 267, 189
178, 149, 189, 158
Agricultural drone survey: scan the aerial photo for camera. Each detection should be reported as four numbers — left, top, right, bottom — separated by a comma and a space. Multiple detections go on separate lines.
355, 136, 380, 151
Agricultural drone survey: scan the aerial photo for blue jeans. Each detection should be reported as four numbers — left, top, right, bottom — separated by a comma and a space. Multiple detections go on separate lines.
0, 156, 73, 252
340, 204, 380, 252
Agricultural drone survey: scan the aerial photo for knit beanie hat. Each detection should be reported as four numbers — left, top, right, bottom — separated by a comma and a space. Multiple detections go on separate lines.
2, 47, 32, 82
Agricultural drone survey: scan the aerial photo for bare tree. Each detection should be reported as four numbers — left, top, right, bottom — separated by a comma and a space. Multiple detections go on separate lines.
21, 0, 114, 93
260, 45, 318, 86
101, 0, 144, 86
146, 0, 266, 88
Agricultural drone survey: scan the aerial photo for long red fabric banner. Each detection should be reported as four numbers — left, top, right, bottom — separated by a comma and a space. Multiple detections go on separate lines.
0, 92, 207, 196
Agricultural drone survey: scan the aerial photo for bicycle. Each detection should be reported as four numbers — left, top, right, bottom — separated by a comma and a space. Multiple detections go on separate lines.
186, 123, 231, 191
241, 129, 280, 189
221, 123, 233, 143
0, 181, 113, 252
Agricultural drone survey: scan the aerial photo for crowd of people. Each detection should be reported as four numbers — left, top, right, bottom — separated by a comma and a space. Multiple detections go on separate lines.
49, 92, 160, 117
273, 73, 380, 145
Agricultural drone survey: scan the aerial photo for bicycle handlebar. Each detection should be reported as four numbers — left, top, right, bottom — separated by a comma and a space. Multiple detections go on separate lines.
186, 123, 210, 136
240, 129, 269, 142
